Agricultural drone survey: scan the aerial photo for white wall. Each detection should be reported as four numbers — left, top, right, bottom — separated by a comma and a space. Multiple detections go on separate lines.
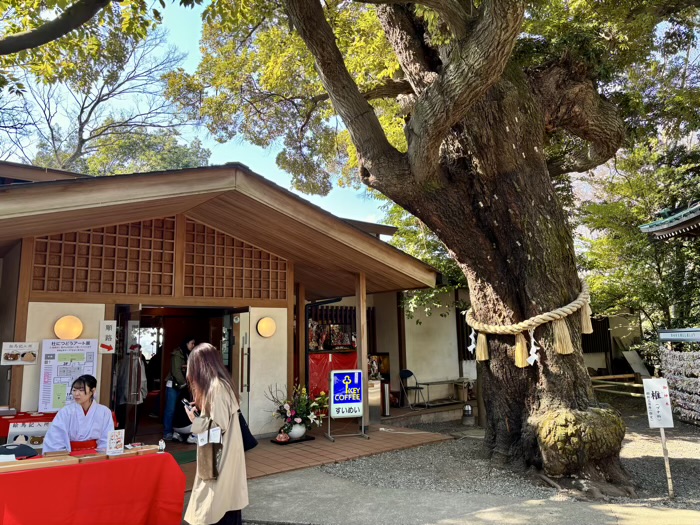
22, 303, 105, 411
372, 293, 400, 390
583, 352, 607, 372
0, 243, 21, 405
404, 291, 460, 400
248, 307, 287, 435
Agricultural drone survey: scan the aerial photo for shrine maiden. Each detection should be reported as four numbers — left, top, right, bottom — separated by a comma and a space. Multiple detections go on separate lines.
43, 374, 114, 453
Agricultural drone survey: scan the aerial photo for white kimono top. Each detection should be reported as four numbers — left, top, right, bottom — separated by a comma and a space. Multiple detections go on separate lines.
43, 400, 114, 453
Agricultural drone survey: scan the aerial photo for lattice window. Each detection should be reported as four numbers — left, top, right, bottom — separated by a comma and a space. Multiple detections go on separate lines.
184, 219, 287, 300
33, 218, 176, 295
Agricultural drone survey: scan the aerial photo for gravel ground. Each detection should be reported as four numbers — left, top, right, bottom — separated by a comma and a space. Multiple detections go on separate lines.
320, 396, 700, 509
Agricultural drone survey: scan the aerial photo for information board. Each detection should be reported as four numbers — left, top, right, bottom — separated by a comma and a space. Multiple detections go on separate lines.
39, 339, 98, 413
643, 378, 674, 429
330, 369, 363, 419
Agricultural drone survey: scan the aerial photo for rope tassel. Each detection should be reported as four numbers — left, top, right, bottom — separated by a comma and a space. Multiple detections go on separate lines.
552, 318, 574, 355
476, 333, 489, 361
514, 333, 529, 368
581, 302, 593, 334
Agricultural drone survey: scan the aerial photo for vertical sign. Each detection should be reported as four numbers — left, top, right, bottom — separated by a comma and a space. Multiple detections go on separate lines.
98, 321, 117, 354
643, 378, 674, 428
643, 377, 675, 498
330, 369, 363, 418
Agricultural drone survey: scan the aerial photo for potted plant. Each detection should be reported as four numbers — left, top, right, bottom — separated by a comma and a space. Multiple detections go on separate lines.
267, 385, 328, 440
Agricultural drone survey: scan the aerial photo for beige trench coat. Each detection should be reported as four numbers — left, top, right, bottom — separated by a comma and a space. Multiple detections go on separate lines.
184, 380, 248, 525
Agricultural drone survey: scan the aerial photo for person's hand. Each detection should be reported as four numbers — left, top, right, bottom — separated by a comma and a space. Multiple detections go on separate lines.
184, 403, 197, 423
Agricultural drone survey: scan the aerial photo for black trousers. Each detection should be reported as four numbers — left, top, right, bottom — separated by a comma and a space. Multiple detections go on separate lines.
213, 510, 242, 525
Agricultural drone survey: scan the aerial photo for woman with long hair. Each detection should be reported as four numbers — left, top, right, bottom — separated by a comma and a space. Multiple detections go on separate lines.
184, 343, 248, 525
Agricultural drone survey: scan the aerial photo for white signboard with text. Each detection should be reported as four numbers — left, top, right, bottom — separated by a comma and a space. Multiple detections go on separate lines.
7, 421, 52, 450
1, 342, 39, 366
643, 378, 674, 429
98, 321, 117, 354
39, 339, 98, 413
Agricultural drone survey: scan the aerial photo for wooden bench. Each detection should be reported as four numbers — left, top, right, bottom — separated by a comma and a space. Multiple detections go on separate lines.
418, 378, 475, 407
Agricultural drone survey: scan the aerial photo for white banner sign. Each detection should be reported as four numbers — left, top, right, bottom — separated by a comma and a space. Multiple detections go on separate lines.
39, 339, 98, 413
1, 342, 39, 366
98, 321, 117, 354
643, 378, 674, 429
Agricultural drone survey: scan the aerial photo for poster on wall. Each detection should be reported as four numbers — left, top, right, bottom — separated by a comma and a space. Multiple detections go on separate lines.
39, 339, 98, 413
1, 342, 39, 366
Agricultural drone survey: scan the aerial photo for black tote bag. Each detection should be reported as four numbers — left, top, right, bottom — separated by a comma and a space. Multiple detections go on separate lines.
238, 411, 258, 451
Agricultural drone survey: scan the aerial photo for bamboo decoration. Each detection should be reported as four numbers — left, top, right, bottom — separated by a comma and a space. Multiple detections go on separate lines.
552, 318, 574, 355
581, 302, 593, 334
476, 333, 489, 361
514, 333, 529, 368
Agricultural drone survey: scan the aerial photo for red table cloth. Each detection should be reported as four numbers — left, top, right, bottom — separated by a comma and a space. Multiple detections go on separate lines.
0, 453, 185, 525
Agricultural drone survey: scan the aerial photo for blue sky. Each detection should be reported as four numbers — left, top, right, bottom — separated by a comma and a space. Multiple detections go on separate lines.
161, 4, 385, 224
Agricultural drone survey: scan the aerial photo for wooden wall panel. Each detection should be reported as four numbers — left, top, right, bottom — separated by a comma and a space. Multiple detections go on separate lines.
183, 218, 287, 301
32, 218, 176, 296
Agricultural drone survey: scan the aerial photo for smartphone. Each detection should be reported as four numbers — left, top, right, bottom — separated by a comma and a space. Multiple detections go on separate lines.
183, 399, 199, 416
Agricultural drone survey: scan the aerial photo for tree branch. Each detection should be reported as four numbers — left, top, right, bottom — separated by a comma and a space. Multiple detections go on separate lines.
0, 0, 112, 56
530, 65, 626, 176
375, 5, 438, 95
406, 0, 525, 181
284, 0, 411, 193
358, 0, 473, 39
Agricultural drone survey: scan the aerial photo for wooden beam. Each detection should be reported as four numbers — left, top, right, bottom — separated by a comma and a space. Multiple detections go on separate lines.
355, 273, 369, 421
9, 238, 34, 409
287, 262, 295, 391
296, 282, 306, 388
100, 304, 116, 407
28, 291, 286, 309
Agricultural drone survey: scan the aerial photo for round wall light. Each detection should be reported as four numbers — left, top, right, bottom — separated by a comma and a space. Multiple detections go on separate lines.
54, 315, 84, 340
256, 317, 276, 338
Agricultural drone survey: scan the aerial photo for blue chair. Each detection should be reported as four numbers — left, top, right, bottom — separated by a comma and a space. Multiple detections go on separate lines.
399, 369, 426, 410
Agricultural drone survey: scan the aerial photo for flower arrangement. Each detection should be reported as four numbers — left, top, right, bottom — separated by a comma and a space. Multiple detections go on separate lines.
267, 385, 329, 434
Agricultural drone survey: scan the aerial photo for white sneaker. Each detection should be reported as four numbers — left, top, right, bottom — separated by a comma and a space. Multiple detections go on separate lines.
172, 432, 184, 443
186, 433, 198, 444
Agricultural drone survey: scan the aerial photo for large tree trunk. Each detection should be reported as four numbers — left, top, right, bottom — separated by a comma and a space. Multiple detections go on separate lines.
284, 0, 627, 483
388, 68, 627, 481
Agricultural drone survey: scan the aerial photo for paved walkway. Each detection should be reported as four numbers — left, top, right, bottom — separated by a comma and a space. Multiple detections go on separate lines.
243, 468, 700, 525
178, 422, 450, 491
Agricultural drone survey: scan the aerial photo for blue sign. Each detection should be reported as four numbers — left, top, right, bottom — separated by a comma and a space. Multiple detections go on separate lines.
330, 369, 363, 419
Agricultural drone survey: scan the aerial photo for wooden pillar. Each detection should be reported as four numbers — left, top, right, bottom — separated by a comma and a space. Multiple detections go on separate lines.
9, 238, 34, 410
174, 214, 186, 298
100, 304, 116, 407
295, 282, 306, 388
355, 273, 369, 421
287, 262, 295, 392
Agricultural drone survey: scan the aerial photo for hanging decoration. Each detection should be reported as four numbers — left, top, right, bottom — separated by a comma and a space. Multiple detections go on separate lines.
467, 327, 476, 355
526, 328, 540, 365
463, 281, 592, 366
